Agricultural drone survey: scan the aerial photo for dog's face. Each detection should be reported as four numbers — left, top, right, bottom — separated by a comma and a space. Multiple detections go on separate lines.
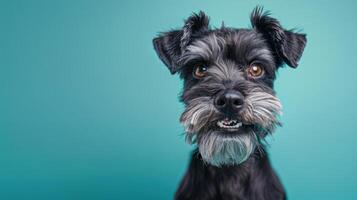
153, 8, 306, 166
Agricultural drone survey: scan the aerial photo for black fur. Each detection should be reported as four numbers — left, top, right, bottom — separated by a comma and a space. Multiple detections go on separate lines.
250, 7, 306, 68
175, 149, 286, 200
153, 6, 306, 200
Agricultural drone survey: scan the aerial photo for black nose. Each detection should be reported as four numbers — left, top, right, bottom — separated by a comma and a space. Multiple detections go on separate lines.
214, 90, 244, 115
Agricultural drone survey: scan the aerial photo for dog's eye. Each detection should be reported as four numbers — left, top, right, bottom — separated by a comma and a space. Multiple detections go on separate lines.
247, 64, 264, 78
193, 65, 207, 79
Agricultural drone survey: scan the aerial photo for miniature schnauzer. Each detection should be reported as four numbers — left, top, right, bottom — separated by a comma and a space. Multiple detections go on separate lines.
153, 7, 306, 200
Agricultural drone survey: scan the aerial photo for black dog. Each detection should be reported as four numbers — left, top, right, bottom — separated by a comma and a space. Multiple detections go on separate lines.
153, 7, 306, 200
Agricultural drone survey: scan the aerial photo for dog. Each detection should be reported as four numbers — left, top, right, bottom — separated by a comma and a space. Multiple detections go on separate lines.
153, 7, 306, 200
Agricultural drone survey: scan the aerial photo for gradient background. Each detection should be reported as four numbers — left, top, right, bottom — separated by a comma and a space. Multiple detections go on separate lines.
1, 0, 357, 199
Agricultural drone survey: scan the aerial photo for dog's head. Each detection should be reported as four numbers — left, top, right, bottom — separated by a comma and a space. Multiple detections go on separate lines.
153, 7, 306, 166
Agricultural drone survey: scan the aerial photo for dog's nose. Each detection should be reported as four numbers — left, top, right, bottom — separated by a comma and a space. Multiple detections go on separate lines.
214, 90, 244, 114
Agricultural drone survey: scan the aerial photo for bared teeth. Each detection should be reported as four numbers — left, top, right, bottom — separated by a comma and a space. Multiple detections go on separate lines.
217, 119, 242, 129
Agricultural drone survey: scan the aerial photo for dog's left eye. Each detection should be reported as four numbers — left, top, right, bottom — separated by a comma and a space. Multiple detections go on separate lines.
193, 65, 207, 79
247, 63, 264, 78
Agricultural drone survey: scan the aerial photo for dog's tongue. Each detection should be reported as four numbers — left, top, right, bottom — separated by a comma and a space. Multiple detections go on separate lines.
224, 117, 235, 122
223, 117, 230, 122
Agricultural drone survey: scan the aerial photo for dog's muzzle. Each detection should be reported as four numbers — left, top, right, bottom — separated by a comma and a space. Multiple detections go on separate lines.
181, 88, 282, 166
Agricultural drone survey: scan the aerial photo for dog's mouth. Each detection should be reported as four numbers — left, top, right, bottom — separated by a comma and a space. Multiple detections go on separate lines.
216, 118, 242, 130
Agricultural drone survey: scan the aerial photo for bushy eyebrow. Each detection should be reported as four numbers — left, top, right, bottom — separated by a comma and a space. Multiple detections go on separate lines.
179, 31, 277, 76
245, 47, 276, 71
181, 34, 226, 62
179, 50, 207, 67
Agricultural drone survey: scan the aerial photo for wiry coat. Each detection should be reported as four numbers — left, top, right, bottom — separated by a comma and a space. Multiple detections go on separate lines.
175, 149, 286, 200
153, 7, 306, 200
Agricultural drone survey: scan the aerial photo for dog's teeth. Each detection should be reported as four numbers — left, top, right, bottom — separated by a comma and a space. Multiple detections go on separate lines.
217, 120, 242, 129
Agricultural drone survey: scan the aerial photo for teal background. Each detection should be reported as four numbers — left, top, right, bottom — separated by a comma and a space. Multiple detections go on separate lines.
1, 0, 356, 199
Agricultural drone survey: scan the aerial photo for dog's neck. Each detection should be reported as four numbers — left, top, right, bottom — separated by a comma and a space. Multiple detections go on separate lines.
197, 147, 264, 174
175, 147, 286, 200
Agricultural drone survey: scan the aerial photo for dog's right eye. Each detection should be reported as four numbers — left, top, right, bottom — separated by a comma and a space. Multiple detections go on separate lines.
193, 65, 207, 79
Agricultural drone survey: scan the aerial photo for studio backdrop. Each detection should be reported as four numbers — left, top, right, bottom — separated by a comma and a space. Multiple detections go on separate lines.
1, 0, 357, 199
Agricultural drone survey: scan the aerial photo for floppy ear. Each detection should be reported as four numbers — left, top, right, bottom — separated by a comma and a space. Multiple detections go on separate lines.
250, 7, 307, 68
153, 30, 183, 74
153, 11, 209, 74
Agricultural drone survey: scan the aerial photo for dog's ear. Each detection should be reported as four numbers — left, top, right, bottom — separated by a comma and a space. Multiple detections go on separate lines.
153, 31, 183, 74
153, 11, 209, 74
250, 7, 307, 68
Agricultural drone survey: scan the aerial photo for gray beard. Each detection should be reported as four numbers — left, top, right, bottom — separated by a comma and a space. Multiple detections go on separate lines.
180, 87, 281, 167
197, 131, 257, 167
